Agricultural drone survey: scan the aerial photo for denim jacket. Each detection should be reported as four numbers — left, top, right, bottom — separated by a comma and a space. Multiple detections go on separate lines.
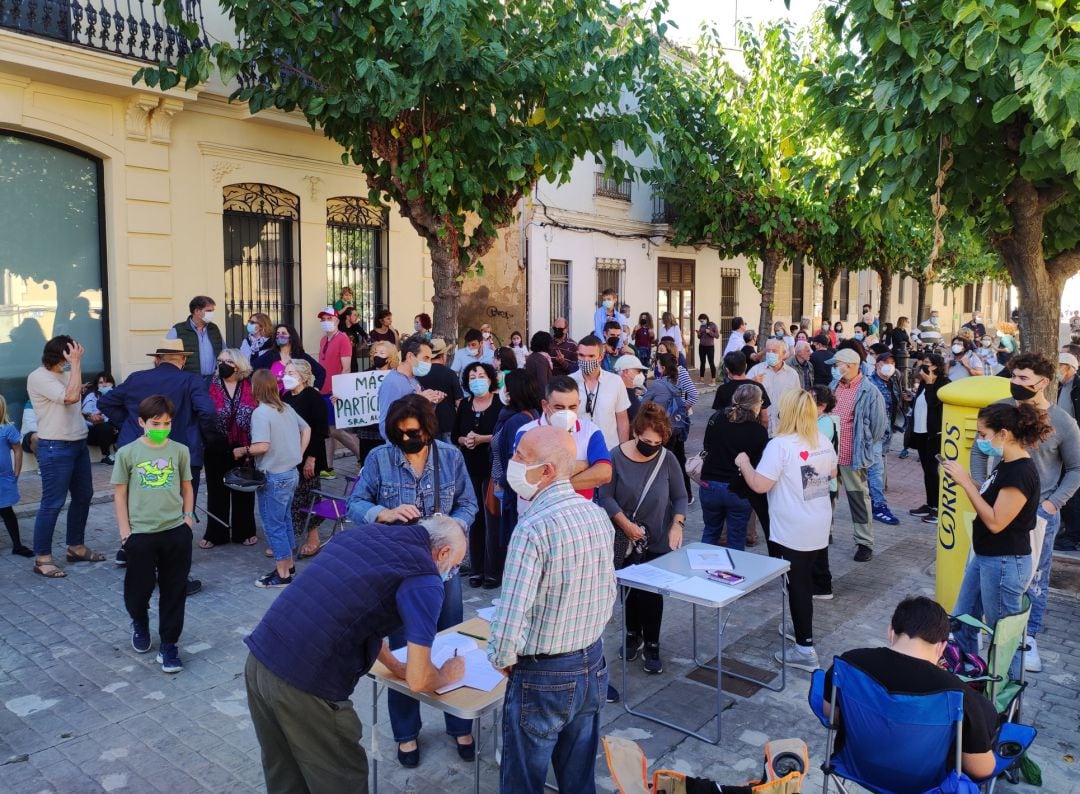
347, 440, 477, 532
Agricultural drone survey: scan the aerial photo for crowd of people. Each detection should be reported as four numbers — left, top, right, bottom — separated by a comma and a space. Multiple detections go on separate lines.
1, 289, 1072, 793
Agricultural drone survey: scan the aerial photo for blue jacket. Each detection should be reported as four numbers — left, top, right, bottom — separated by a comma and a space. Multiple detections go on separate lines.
245, 524, 441, 701
98, 362, 219, 466
829, 375, 887, 470
347, 440, 477, 532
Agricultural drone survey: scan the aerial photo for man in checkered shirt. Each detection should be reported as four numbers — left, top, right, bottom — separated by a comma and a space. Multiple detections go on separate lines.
488, 426, 616, 793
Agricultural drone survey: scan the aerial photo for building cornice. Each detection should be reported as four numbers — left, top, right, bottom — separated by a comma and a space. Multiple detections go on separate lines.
198, 141, 361, 181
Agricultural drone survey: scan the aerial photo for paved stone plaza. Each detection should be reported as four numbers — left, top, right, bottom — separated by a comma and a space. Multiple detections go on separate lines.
2, 409, 1078, 793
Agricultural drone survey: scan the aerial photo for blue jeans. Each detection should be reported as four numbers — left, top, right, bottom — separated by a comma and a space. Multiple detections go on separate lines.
699, 480, 752, 551
33, 439, 93, 556
388, 573, 472, 742
256, 469, 299, 561
500, 639, 607, 794
1027, 506, 1059, 635
953, 553, 1031, 680
867, 431, 891, 509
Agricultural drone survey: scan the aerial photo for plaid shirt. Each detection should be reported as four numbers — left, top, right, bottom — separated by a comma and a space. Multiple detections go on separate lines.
488, 480, 616, 669
833, 374, 862, 466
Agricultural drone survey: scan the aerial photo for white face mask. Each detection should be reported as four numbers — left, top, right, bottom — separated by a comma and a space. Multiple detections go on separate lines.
879, 363, 895, 378
506, 459, 545, 500
547, 409, 577, 431
320, 320, 336, 333
201, 310, 215, 323
282, 375, 300, 391
951, 344, 964, 355
632, 372, 646, 389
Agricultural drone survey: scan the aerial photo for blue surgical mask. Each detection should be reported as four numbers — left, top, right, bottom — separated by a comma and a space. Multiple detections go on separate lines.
831, 366, 842, 381
854, 332, 864, 341
413, 360, 432, 378
975, 438, 1003, 457
469, 379, 489, 397
603, 299, 614, 309
247, 322, 258, 335
765, 352, 780, 367
439, 567, 452, 583
98, 385, 113, 394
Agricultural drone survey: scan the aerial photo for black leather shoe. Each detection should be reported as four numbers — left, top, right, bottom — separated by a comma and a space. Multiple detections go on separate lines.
397, 744, 419, 768
468, 575, 484, 588
456, 738, 476, 762
853, 545, 873, 562
482, 578, 501, 590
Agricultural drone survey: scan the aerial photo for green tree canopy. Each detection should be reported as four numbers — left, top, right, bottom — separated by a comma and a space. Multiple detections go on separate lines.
646, 22, 837, 342
143, 0, 666, 339
809, 0, 1080, 355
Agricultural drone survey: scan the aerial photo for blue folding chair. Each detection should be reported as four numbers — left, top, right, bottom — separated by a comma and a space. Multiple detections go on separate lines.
808, 657, 974, 794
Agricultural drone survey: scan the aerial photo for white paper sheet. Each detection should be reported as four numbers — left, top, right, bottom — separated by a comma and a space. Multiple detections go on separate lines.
685, 547, 735, 572
435, 647, 504, 694
664, 575, 742, 605
476, 606, 497, 622
392, 631, 478, 666
617, 564, 687, 589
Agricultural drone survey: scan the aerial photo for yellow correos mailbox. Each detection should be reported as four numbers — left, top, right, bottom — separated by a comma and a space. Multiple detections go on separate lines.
935, 376, 1012, 611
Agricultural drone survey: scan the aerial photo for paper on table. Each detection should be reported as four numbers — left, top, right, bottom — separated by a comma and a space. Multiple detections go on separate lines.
686, 547, 735, 571
435, 647, 504, 694
617, 564, 687, 589
665, 575, 742, 604
476, 606, 497, 622
391, 632, 478, 666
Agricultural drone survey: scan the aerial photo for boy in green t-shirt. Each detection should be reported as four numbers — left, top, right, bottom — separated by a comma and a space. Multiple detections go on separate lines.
112, 395, 194, 673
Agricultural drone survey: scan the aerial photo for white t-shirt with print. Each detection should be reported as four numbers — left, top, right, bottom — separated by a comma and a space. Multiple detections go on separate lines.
755, 432, 837, 551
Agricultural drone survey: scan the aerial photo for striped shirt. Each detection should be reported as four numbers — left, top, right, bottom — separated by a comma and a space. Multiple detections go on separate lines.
488, 481, 616, 669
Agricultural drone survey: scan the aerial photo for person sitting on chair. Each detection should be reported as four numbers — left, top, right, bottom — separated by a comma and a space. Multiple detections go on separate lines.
822, 596, 998, 780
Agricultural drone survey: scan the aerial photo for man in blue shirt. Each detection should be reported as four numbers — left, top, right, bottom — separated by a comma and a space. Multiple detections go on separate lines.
165, 295, 223, 380
377, 336, 443, 439
866, 344, 904, 526
244, 517, 467, 794
593, 288, 629, 340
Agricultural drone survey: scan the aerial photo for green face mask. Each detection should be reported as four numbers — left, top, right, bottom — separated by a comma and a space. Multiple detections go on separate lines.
145, 427, 170, 444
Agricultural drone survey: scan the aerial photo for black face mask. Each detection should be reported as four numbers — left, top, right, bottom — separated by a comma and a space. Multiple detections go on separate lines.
397, 435, 426, 454
217, 362, 236, 379
1010, 381, 1041, 402
607, 337, 620, 349
372, 356, 388, 369
636, 439, 662, 458
552, 328, 565, 339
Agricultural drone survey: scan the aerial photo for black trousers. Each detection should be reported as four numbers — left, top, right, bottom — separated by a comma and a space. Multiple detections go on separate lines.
666, 435, 692, 500
913, 432, 940, 509
202, 449, 256, 544
811, 493, 836, 594
1058, 490, 1080, 545
86, 422, 118, 456
626, 550, 666, 643
768, 540, 818, 647
1, 506, 25, 548
698, 345, 717, 378
124, 524, 193, 643
467, 476, 503, 583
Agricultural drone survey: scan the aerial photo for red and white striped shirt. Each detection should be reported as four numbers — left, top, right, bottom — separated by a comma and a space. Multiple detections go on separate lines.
833, 374, 862, 466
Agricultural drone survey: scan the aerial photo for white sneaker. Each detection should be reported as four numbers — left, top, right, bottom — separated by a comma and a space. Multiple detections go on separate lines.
775, 642, 820, 672
1024, 635, 1043, 673
778, 622, 796, 643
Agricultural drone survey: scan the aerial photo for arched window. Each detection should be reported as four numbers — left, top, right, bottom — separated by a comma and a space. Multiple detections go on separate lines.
0, 131, 107, 428
326, 196, 388, 331
222, 183, 300, 346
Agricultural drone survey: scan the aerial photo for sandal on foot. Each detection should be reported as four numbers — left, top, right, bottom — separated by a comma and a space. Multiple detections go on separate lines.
241, 537, 259, 546
33, 562, 67, 578
264, 547, 274, 557
66, 547, 106, 562
197, 539, 216, 550
298, 542, 322, 559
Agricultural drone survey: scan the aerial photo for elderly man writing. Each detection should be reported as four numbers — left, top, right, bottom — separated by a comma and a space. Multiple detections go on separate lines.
489, 426, 616, 793
244, 516, 467, 794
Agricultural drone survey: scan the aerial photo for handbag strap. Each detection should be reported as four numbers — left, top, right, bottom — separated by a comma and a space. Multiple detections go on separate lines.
630, 450, 666, 523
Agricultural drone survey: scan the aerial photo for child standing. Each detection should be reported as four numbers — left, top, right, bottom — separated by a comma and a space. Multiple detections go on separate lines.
239, 369, 310, 589
112, 395, 194, 673
0, 397, 33, 556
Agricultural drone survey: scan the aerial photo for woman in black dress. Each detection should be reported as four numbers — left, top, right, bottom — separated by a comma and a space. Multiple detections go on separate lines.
281, 359, 329, 558
454, 361, 503, 588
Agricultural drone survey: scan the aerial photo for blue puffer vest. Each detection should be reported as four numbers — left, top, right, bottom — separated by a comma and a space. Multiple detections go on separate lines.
245, 524, 440, 701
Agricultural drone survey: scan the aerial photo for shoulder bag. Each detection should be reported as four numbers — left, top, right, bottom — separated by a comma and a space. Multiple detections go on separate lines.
614, 450, 667, 569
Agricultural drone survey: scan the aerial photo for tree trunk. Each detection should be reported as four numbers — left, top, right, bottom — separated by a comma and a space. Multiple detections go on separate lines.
757, 248, 782, 344
876, 266, 893, 326
428, 239, 463, 343
917, 277, 930, 325
820, 267, 839, 325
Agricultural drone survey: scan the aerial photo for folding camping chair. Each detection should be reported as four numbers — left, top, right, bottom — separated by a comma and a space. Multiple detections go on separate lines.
952, 597, 1038, 790
294, 474, 358, 556
808, 657, 973, 794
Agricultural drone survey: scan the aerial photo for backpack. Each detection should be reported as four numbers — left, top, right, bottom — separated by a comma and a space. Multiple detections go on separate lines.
643, 377, 691, 442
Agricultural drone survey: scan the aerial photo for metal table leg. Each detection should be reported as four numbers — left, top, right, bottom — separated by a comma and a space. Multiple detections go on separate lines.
371, 678, 379, 794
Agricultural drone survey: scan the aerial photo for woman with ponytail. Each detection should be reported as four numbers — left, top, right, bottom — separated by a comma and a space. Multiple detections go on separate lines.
941, 402, 1052, 677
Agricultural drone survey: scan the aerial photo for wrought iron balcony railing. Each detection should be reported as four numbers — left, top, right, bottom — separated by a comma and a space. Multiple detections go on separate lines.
594, 172, 632, 202
652, 193, 678, 224
0, 0, 208, 65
